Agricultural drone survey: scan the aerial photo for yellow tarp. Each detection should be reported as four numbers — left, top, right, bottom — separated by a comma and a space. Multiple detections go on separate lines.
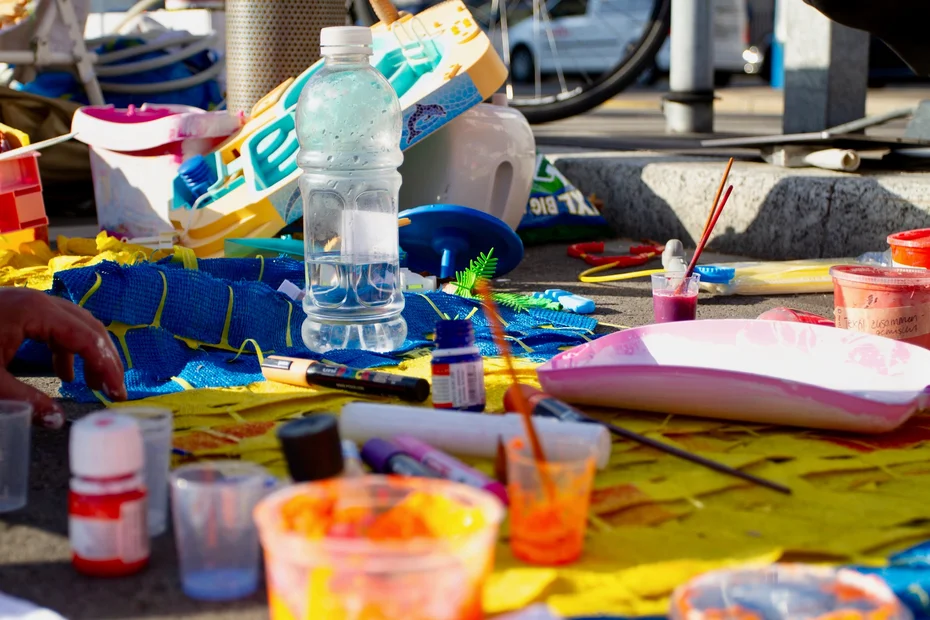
0, 231, 176, 289
9, 238, 930, 615
106, 354, 930, 617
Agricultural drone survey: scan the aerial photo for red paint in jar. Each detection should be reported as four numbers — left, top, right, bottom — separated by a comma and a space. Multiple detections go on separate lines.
69, 412, 149, 577
830, 265, 930, 349
888, 229, 930, 269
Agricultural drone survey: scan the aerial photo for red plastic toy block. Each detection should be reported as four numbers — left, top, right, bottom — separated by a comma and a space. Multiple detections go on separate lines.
0, 152, 48, 234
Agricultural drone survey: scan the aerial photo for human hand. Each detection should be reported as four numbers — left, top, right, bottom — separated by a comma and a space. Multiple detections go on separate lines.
0, 288, 126, 428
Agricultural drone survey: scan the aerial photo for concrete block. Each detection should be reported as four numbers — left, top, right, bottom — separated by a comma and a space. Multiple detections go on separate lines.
782, 0, 869, 134
550, 151, 930, 259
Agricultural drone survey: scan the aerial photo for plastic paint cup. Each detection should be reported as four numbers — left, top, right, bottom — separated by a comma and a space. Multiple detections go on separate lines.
170, 461, 271, 601
651, 273, 700, 323
670, 564, 913, 620
253, 476, 504, 620
888, 229, 930, 269
118, 407, 172, 537
0, 401, 32, 513
506, 436, 595, 566
831, 265, 930, 349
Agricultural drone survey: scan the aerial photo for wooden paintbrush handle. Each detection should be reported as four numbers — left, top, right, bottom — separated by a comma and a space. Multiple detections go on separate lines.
369, 0, 400, 25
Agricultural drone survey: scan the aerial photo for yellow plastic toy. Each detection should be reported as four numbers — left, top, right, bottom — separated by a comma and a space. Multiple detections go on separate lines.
170, 0, 507, 258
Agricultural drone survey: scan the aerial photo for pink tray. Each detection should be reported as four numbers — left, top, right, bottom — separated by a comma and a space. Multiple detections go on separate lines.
537, 319, 930, 433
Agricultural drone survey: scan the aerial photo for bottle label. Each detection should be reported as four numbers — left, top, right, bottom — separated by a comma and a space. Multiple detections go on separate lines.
70, 516, 120, 561
70, 498, 148, 564
119, 499, 149, 563
432, 361, 485, 409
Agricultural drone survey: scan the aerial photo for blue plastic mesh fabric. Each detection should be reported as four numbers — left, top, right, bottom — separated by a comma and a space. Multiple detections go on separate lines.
15, 257, 597, 402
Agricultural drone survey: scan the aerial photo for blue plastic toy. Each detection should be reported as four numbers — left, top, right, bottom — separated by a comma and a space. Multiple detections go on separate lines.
533, 289, 596, 314
399, 204, 524, 279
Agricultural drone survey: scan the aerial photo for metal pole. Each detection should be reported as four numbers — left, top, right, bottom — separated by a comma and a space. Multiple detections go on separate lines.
664, 0, 715, 133
226, 0, 346, 114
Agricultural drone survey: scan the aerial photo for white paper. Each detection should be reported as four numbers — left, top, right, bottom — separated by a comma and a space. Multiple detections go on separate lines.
0, 593, 67, 620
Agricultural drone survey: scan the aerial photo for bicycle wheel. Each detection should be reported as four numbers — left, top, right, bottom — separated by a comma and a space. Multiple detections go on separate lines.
482, 0, 671, 124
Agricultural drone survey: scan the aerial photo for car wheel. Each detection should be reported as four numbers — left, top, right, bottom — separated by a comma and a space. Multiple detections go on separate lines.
510, 46, 535, 84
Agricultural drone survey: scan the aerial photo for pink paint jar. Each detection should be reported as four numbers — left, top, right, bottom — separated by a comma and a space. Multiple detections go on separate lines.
830, 265, 930, 349
888, 228, 930, 269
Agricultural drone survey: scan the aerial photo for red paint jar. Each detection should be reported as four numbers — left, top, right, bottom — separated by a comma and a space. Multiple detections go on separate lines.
888, 229, 930, 269
830, 265, 930, 349
69, 412, 149, 577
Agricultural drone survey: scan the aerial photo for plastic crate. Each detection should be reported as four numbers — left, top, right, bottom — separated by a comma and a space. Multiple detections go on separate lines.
0, 151, 48, 234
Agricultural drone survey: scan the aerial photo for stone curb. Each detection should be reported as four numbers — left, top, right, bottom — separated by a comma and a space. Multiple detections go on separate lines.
549, 151, 930, 259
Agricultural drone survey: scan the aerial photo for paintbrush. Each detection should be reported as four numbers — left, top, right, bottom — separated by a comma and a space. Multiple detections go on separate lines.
684, 184, 733, 279
475, 280, 548, 467
699, 157, 734, 242
508, 383, 791, 495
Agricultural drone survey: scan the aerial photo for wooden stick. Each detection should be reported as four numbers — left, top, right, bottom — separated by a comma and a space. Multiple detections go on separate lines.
369, 0, 400, 25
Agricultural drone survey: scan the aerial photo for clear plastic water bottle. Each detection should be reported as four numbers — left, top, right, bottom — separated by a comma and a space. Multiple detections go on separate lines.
296, 26, 406, 353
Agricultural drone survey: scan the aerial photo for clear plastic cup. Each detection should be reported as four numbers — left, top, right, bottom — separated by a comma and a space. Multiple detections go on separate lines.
170, 460, 271, 601
651, 273, 700, 323
118, 407, 172, 537
0, 401, 32, 513
670, 564, 913, 619
506, 436, 596, 566
253, 476, 505, 620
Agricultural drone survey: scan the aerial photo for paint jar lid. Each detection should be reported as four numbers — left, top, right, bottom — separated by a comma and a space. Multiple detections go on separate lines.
70, 412, 144, 479
888, 228, 930, 249
435, 319, 476, 349
830, 265, 930, 288
276, 415, 344, 482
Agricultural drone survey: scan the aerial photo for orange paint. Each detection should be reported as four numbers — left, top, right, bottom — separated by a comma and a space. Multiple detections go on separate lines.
506, 437, 596, 566
256, 479, 504, 620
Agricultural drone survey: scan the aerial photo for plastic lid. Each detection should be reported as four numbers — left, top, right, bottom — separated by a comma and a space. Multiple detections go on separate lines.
277, 415, 345, 482
320, 26, 373, 49
830, 265, 930, 287
435, 319, 476, 349
888, 228, 930, 248
670, 564, 912, 620
70, 412, 144, 479
694, 265, 736, 284
360, 438, 404, 472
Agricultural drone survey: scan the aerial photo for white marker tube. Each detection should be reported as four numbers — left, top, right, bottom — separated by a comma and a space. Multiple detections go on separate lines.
339, 403, 611, 470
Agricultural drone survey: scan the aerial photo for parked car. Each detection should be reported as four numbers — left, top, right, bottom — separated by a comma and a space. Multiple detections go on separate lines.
476, 0, 754, 85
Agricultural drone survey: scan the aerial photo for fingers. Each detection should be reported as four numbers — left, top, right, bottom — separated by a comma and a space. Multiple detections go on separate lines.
0, 369, 64, 429
52, 348, 75, 383
28, 298, 126, 401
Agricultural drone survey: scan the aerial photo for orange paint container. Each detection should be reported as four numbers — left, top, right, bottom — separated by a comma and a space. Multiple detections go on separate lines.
253, 476, 504, 620
831, 265, 930, 349
506, 437, 595, 566
888, 228, 930, 269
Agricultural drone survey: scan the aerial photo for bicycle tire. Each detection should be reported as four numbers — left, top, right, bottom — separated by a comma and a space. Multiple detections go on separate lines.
510, 0, 671, 124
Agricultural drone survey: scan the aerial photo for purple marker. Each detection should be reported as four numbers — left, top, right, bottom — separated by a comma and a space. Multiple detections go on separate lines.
393, 435, 508, 505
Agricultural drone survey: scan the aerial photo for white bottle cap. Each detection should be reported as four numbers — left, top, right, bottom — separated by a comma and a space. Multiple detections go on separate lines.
320, 26, 373, 54
70, 412, 144, 479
